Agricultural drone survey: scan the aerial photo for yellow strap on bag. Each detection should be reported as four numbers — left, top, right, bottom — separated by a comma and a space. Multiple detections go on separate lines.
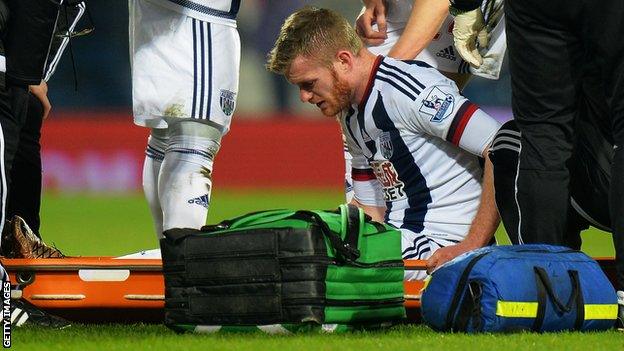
496, 301, 618, 320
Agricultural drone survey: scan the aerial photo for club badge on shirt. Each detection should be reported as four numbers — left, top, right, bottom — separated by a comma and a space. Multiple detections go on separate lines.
220, 89, 237, 116
380, 132, 394, 159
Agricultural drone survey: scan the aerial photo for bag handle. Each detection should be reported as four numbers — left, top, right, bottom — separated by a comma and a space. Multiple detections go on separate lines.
532, 267, 584, 331
291, 210, 360, 263
200, 209, 291, 232
453, 280, 484, 332
340, 204, 362, 256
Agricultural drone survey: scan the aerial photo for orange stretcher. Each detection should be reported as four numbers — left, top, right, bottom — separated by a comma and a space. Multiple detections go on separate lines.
2, 257, 165, 323
1, 257, 617, 323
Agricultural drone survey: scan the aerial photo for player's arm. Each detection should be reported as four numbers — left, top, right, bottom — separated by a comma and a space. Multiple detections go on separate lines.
426, 87, 500, 271
342, 125, 387, 222
398, 76, 500, 154
393, 77, 501, 270
350, 197, 386, 223
349, 163, 386, 222
430, 92, 500, 271
386, 0, 450, 60
426, 149, 499, 272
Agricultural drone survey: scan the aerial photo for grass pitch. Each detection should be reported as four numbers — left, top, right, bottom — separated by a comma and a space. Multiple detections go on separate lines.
9, 189, 619, 350
38, 188, 615, 257
11, 324, 624, 351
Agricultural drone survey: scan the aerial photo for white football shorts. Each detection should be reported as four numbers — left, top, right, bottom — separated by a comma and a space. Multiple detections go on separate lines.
129, 0, 240, 132
399, 225, 465, 281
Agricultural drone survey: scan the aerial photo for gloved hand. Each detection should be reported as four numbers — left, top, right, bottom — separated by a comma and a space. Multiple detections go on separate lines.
452, 8, 488, 68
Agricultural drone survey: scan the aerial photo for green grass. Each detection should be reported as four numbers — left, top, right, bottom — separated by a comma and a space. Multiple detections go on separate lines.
11, 323, 624, 351
11, 189, 619, 350
39, 188, 346, 256
38, 189, 615, 257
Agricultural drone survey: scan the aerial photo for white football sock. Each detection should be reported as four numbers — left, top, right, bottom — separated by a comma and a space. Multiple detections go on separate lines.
158, 120, 222, 235
142, 129, 168, 237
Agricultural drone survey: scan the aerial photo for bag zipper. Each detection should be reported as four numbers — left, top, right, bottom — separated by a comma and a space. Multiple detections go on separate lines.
283, 297, 404, 308
170, 256, 403, 269
279, 256, 334, 265
325, 297, 404, 307
346, 260, 404, 268
514, 249, 578, 254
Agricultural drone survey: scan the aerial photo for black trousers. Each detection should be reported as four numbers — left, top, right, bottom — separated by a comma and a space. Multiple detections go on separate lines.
6, 92, 43, 236
490, 121, 611, 251
0, 74, 43, 239
506, 0, 624, 289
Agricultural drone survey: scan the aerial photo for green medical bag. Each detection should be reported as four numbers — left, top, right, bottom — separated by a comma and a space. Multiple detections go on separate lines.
160, 205, 405, 332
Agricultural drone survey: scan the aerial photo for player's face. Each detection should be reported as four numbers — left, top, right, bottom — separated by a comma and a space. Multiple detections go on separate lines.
287, 55, 351, 117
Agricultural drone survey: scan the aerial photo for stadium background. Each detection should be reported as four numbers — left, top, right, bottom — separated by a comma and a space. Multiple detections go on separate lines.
38, 1, 612, 257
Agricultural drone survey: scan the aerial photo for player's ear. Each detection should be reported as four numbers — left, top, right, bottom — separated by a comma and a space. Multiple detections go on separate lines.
335, 50, 354, 73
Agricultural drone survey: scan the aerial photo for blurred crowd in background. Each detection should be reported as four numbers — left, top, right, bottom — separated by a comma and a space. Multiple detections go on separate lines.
39, 1, 512, 192
47, 0, 511, 116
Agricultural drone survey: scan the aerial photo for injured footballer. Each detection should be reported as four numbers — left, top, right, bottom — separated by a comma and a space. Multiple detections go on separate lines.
267, 6, 501, 280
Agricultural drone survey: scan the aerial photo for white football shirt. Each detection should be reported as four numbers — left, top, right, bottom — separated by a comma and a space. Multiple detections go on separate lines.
342, 56, 500, 248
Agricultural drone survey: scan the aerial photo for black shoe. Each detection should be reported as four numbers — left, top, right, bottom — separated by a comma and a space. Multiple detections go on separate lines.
11, 299, 71, 329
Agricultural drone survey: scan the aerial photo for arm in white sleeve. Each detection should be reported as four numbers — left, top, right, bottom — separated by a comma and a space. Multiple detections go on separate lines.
453, 107, 501, 156
391, 70, 500, 156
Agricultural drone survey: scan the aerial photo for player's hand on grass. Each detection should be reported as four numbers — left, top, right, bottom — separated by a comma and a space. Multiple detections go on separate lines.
29, 81, 51, 120
452, 8, 488, 68
355, 0, 387, 46
426, 241, 477, 273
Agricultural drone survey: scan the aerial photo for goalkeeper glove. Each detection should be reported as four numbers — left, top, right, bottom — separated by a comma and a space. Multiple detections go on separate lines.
452, 7, 488, 68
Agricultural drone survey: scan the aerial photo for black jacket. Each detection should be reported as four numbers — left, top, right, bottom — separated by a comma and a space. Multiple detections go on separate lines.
0, 1, 7, 55
1, 0, 87, 86
4, 0, 60, 86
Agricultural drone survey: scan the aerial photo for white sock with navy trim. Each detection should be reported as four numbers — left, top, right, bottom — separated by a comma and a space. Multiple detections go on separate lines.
158, 121, 221, 236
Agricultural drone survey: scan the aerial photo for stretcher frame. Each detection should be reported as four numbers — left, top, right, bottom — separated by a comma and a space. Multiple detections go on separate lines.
1, 257, 616, 323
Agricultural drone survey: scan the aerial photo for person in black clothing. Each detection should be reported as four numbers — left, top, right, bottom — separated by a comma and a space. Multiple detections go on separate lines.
491, 61, 613, 248
0, 0, 88, 328
490, 118, 612, 249
5, 83, 49, 239
503, 0, 624, 324
0, 0, 58, 236
3, 1, 86, 241
450, 0, 624, 325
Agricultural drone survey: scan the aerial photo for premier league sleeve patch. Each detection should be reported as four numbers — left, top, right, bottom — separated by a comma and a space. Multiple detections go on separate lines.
419, 86, 455, 123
